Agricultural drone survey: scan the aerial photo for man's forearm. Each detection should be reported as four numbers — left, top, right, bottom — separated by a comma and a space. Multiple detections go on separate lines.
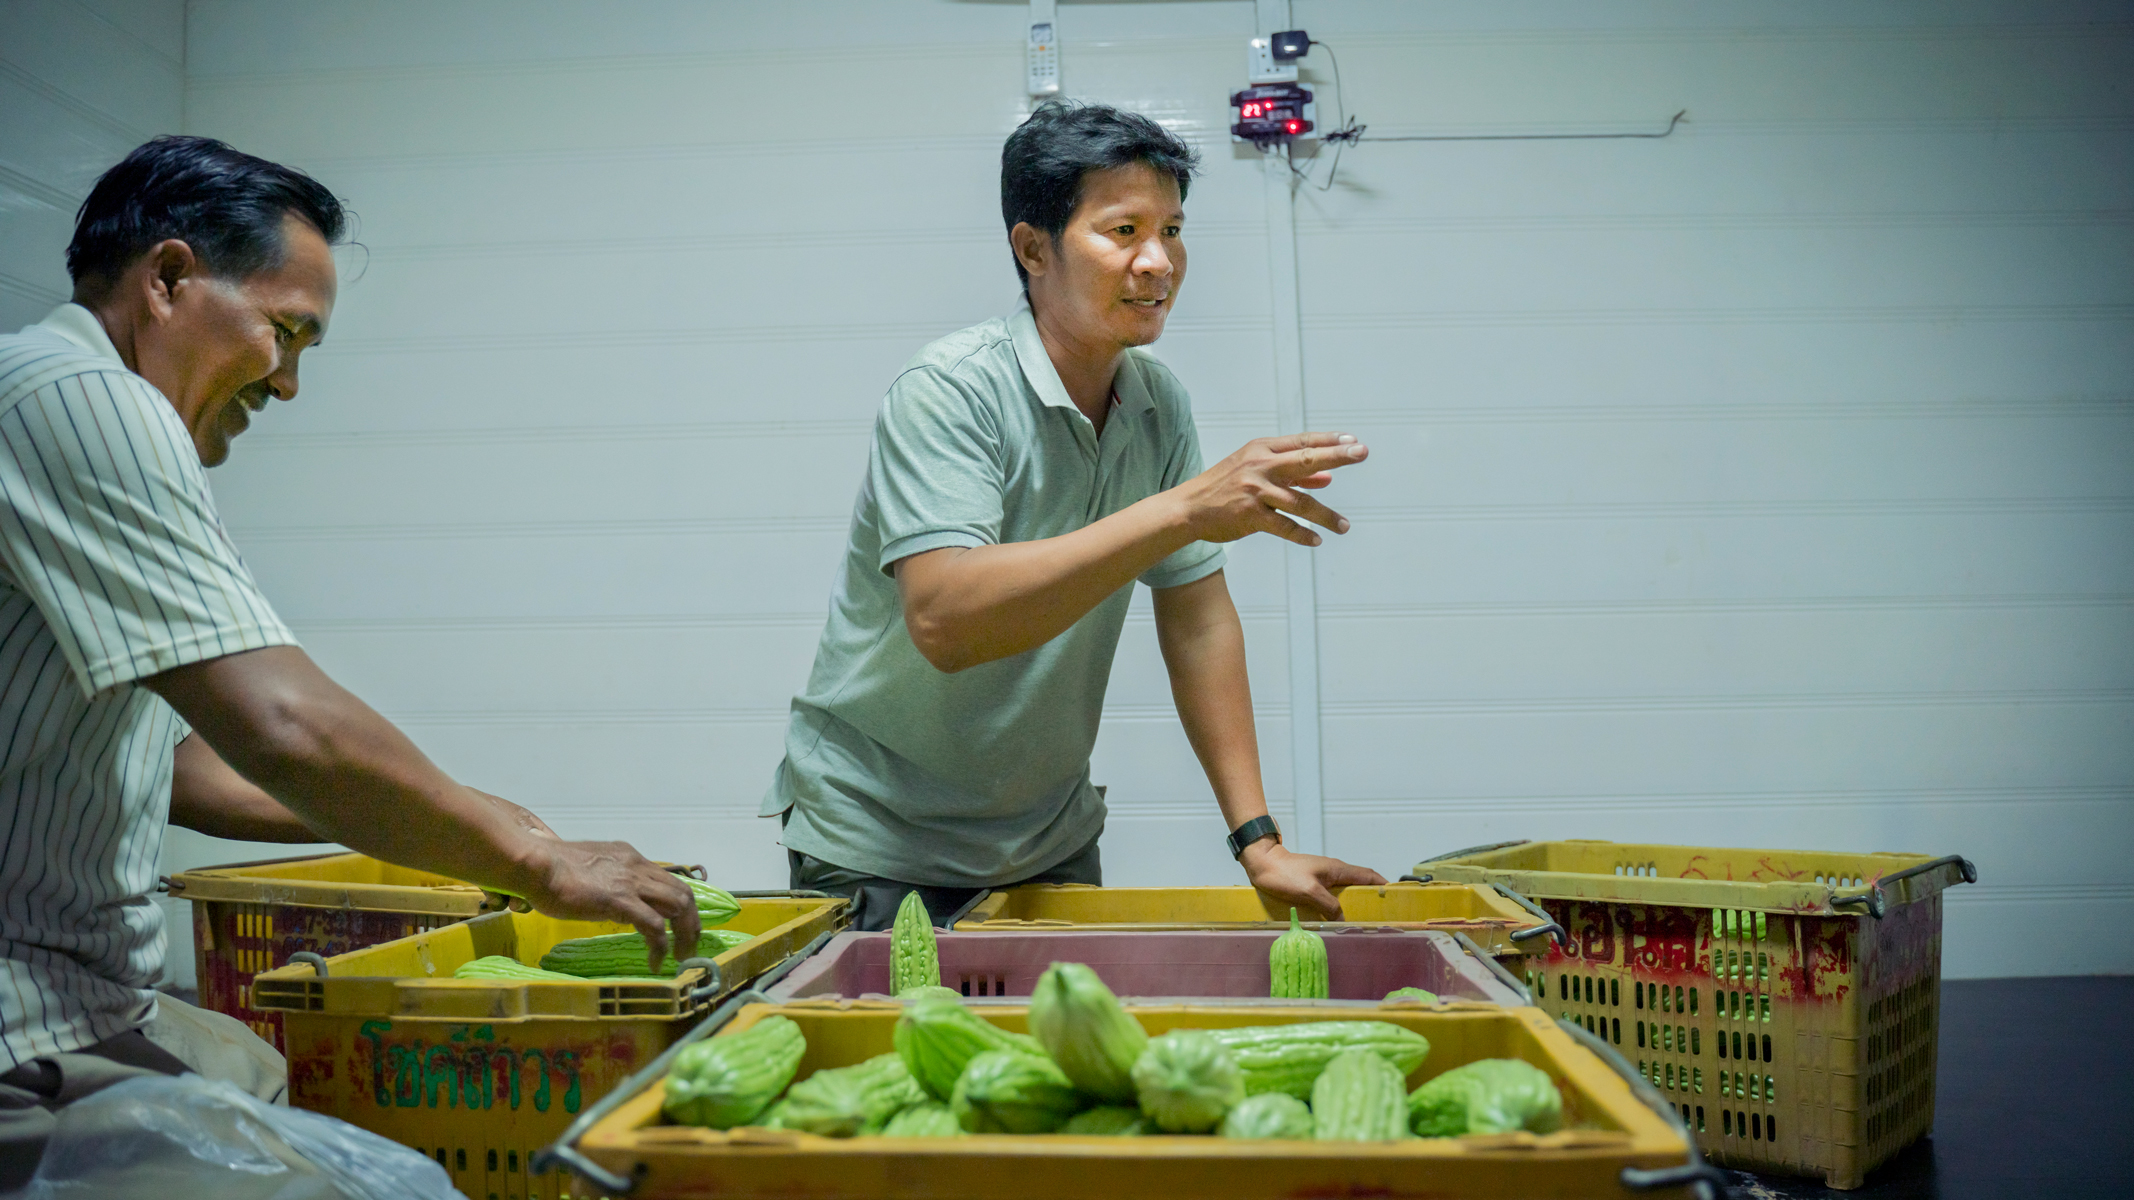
148, 647, 547, 897
169, 732, 326, 842
1153, 571, 1270, 828
898, 491, 1196, 672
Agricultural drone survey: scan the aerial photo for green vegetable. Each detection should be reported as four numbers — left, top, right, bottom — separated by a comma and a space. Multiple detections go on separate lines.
897, 985, 964, 1003
893, 997, 1047, 1102
1407, 1059, 1564, 1137
891, 891, 940, 994
1130, 1030, 1243, 1133
539, 928, 754, 978
878, 1101, 964, 1137
1311, 1047, 1410, 1141
1205, 1021, 1431, 1099
662, 1015, 804, 1129
1218, 1092, 1315, 1140
1383, 987, 1440, 1004
1027, 963, 1147, 1105
453, 956, 585, 981
761, 1053, 925, 1137
1058, 1105, 1148, 1136
1269, 908, 1329, 999
950, 1049, 1084, 1133
685, 877, 741, 926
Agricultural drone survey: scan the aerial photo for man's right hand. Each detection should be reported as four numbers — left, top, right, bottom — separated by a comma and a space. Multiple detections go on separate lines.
1173, 431, 1369, 547
515, 837, 703, 971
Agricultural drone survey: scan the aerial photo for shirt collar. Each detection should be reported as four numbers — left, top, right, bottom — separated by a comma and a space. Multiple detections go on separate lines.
36, 304, 125, 367
1007, 295, 1158, 421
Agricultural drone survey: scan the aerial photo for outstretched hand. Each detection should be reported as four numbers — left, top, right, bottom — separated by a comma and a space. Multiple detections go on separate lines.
515, 836, 703, 970
1174, 431, 1369, 548
1241, 841, 1388, 920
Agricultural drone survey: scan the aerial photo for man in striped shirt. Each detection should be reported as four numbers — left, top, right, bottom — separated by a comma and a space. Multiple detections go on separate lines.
0, 137, 701, 1184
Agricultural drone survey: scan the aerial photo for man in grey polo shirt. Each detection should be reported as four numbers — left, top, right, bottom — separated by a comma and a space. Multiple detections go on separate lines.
765, 103, 1386, 928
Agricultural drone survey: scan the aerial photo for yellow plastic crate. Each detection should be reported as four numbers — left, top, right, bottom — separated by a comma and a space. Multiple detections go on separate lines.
952, 881, 1551, 956
168, 851, 522, 1051
250, 897, 846, 1200
1416, 839, 1976, 1189
554, 1000, 1710, 1200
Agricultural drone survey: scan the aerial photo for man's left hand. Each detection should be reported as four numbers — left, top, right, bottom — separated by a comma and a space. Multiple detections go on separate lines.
1239, 840, 1387, 920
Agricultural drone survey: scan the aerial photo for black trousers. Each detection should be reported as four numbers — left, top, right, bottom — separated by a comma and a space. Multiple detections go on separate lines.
787, 834, 1103, 932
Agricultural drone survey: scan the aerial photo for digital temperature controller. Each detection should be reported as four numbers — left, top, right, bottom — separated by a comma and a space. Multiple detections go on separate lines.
1230, 82, 1314, 146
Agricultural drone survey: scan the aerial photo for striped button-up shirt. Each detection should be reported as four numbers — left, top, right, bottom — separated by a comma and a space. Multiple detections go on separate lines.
0, 304, 294, 1068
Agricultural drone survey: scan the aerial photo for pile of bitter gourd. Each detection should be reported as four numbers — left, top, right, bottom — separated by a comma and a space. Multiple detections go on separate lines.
659, 892, 1562, 1140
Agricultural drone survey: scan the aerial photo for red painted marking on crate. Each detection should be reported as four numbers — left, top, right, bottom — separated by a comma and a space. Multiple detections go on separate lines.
1629, 905, 1704, 977
1807, 921, 1853, 1001
1576, 904, 1616, 964
1679, 855, 1713, 880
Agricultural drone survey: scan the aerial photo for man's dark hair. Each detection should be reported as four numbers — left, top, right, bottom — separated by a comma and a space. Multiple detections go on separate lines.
1001, 101, 1199, 286
66, 135, 347, 295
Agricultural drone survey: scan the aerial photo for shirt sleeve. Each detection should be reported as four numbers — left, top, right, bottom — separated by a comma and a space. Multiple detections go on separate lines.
1137, 369, 1227, 591
0, 368, 297, 698
870, 366, 1006, 574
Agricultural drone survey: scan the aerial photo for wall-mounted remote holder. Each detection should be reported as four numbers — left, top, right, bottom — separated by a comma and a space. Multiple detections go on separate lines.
1027, 0, 1060, 96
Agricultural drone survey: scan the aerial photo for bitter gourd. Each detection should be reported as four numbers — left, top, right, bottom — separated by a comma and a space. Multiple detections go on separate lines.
1407, 1058, 1564, 1137
685, 877, 741, 926
1383, 987, 1440, 1004
1027, 962, 1146, 1105
1311, 1047, 1411, 1141
539, 928, 753, 977
897, 985, 963, 1003
890, 891, 940, 994
893, 996, 1047, 1102
1204, 1021, 1430, 1098
878, 1100, 963, 1137
662, 1014, 805, 1129
453, 956, 586, 981
761, 1052, 926, 1137
1058, 1105, 1148, 1136
950, 1049, 1084, 1133
1217, 1092, 1314, 1140
1130, 1030, 1243, 1133
1269, 908, 1329, 999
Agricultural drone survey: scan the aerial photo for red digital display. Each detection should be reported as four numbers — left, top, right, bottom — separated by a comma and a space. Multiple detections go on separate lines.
1229, 83, 1314, 145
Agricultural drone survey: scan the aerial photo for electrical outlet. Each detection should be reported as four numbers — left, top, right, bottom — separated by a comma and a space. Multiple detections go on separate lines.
1247, 36, 1298, 84
1028, 21, 1060, 96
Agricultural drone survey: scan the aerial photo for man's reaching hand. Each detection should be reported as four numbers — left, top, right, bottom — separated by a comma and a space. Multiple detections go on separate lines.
1239, 840, 1388, 921
1173, 431, 1369, 548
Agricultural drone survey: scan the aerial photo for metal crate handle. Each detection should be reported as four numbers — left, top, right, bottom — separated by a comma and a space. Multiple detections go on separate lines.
1452, 930, 1532, 1005
1415, 838, 1531, 865
676, 957, 724, 1007
1557, 1018, 1733, 1200
1491, 883, 1569, 948
1829, 854, 1977, 919
532, 929, 839, 1195
288, 951, 328, 977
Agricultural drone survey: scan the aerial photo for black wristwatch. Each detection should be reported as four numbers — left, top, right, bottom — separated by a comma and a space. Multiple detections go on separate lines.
1226, 814, 1283, 860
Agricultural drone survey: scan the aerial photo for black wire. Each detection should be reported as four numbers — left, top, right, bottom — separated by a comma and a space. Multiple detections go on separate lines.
1277, 38, 1353, 191
1271, 41, 1684, 192
1361, 109, 1688, 142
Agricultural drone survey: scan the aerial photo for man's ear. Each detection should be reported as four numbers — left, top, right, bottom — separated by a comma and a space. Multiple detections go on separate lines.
1010, 221, 1050, 280
144, 239, 198, 320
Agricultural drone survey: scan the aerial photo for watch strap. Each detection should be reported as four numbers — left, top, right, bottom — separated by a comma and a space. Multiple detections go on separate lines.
1226, 814, 1283, 860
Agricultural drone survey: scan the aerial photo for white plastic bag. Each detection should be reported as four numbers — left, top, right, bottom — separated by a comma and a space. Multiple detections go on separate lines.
19, 1073, 462, 1200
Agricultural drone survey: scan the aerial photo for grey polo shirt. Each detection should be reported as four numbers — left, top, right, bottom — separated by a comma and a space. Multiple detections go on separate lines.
761, 298, 1224, 887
